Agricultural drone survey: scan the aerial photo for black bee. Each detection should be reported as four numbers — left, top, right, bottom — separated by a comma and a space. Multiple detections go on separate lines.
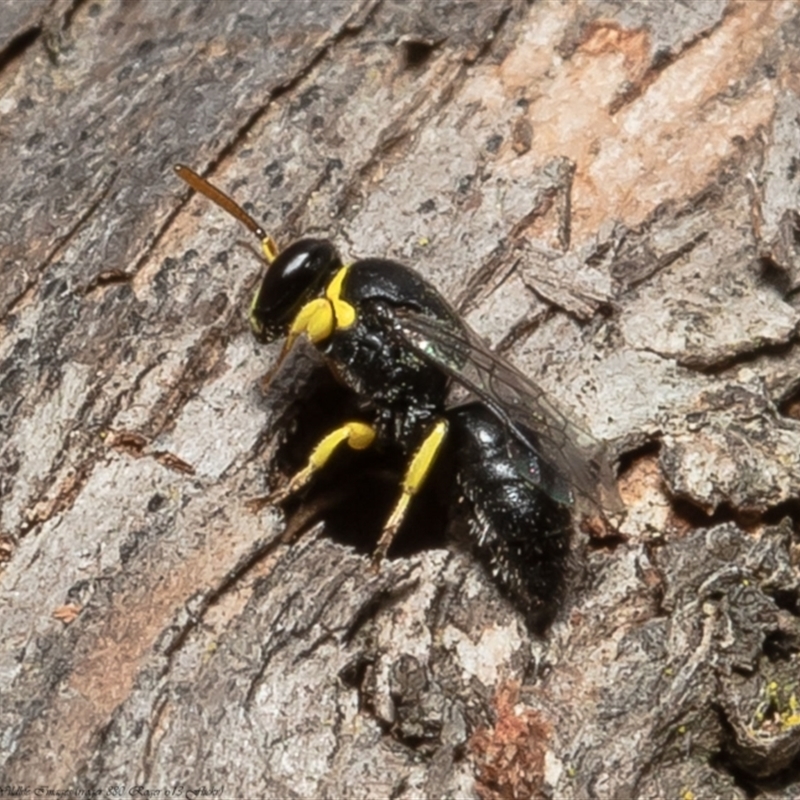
175, 165, 622, 628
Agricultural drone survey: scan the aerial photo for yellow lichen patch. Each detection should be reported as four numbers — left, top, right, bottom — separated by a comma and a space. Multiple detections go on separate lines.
751, 680, 800, 733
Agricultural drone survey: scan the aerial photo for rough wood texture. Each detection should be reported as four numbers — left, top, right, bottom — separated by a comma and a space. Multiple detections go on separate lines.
2, 1, 800, 797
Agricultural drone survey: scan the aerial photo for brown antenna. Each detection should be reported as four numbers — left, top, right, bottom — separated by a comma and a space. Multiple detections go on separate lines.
174, 165, 278, 263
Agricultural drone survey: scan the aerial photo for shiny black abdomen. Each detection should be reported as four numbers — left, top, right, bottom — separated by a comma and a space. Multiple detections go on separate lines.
448, 402, 571, 629
323, 259, 463, 446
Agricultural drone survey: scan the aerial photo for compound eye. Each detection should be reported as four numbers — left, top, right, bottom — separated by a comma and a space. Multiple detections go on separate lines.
250, 239, 341, 341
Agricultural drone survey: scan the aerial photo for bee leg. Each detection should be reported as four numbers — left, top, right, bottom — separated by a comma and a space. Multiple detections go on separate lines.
261, 421, 377, 506
371, 419, 448, 570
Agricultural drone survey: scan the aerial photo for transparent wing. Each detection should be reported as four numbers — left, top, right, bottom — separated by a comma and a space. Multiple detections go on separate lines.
382, 306, 624, 517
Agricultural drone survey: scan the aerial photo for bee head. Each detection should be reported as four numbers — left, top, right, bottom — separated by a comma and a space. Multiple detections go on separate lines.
248, 238, 342, 343
174, 165, 342, 344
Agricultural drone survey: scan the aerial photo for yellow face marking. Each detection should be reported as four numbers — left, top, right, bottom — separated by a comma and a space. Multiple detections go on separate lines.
248, 290, 263, 338
326, 266, 356, 329
248, 234, 281, 338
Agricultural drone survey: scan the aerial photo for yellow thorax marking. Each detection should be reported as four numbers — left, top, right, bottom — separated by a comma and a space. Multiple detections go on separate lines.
326, 265, 356, 329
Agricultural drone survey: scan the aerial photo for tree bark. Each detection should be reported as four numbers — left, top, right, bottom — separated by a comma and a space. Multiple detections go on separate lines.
2, 1, 800, 797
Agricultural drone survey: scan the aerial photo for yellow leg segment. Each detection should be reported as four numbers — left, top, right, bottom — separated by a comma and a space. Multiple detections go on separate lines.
269, 421, 377, 504
372, 419, 448, 569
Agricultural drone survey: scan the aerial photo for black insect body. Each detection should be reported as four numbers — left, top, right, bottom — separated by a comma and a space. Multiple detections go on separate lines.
175, 165, 620, 627
448, 404, 572, 627
318, 259, 460, 445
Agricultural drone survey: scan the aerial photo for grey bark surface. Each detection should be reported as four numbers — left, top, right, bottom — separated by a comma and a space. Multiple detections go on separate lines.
2, 1, 800, 798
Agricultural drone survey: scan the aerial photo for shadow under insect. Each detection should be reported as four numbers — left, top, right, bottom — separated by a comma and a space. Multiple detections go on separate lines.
266, 362, 450, 559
